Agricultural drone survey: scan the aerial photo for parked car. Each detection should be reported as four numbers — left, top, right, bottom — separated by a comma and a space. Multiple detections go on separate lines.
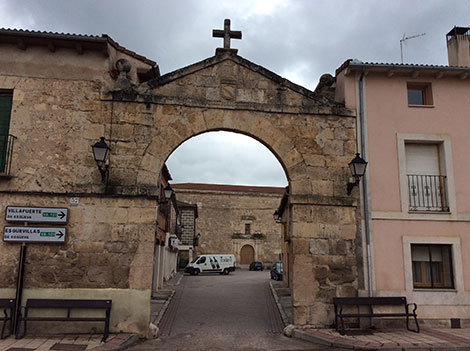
271, 262, 283, 280
249, 261, 263, 271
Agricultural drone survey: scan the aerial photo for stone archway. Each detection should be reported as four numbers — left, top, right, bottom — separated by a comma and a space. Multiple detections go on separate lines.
240, 244, 255, 264
107, 50, 359, 329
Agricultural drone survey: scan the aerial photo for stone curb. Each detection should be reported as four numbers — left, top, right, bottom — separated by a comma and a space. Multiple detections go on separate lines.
292, 329, 470, 351
268, 281, 289, 327
153, 289, 176, 328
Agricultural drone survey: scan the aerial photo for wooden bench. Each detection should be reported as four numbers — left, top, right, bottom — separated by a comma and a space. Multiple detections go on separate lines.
333, 297, 419, 335
0, 298, 15, 339
16, 299, 112, 342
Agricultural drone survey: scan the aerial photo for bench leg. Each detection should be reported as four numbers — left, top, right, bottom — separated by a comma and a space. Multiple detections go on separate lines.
406, 314, 419, 333
405, 304, 419, 333
1, 320, 6, 340
334, 305, 339, 332
339, 315, 346, 336
102, 308, 111, 342
15, 308, 27, 339
1, 308, 8, 339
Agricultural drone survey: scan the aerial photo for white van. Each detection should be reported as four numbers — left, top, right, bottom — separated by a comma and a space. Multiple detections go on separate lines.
185, 254, 236, 275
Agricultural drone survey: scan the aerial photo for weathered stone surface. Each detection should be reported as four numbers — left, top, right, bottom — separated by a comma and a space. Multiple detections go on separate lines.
174, 184, 283, 263
309, 238, 329, 255
0, 46, 360, 334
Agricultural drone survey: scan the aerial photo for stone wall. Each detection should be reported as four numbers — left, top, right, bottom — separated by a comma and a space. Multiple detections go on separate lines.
0, 192, 156, 334
173, 184, 284, 264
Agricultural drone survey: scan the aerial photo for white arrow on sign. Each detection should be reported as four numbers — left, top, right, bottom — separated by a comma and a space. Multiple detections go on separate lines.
5, 206, 68, 223
3, 226, 66, 243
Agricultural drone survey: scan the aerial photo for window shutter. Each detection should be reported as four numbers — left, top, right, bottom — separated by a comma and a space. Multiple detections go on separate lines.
405, 144, 440, 175
0, 92, 13, 172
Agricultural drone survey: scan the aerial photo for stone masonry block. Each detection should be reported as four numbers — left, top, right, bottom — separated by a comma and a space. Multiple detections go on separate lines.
309, 238, 329, 255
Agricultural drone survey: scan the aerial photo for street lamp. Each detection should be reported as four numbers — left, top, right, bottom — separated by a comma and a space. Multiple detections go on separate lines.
347, 153, 368, 195
273, 210, 281, 223
163, 184, 173, 200
92, 137, 110, 183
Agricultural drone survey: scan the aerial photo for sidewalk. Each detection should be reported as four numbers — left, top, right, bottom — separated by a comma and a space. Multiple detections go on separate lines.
0, 273, 184, 351
293, 327, 470, 350
0, 333, 138, 351
269, 280, 470, 350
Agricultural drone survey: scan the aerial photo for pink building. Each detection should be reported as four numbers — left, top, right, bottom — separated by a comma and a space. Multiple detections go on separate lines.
335, 27, 470, 327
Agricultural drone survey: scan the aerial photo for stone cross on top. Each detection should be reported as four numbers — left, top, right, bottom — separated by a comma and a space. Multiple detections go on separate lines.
212, 19, 242, 54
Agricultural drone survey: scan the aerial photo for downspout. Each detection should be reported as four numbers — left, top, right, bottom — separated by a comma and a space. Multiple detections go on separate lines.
358, 68, 373, 297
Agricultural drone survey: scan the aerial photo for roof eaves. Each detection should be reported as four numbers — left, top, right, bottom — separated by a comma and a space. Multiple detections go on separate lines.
0, 28, 107, 43
337, 59, 470, 75
103, 35, 156, 67
0, 28, 156, 67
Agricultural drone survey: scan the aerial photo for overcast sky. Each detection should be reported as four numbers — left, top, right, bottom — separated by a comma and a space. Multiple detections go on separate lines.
1, 1, 468, 186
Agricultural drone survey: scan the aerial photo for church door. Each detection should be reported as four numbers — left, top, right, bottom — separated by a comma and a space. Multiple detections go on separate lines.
240, 245, 255, 264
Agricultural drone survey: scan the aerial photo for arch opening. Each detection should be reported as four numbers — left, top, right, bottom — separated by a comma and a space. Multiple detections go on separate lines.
152, 130, 290, 290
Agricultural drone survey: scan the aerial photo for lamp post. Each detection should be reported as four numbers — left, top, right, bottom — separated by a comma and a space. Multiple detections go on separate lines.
92, 137, 110, 183
347, 153, 368, 195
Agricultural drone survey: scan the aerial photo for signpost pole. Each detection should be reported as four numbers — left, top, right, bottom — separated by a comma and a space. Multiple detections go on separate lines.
13, 243, 26, 337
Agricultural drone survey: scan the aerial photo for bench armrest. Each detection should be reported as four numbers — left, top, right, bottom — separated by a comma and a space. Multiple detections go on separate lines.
406, 303, 418, 314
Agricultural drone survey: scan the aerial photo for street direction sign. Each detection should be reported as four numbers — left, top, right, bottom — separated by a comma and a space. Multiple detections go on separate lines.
5, 206, 68, 223
3, 226, 66, 243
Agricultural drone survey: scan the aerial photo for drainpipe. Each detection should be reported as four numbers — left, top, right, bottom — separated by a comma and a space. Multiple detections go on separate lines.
358, 68, 373, 298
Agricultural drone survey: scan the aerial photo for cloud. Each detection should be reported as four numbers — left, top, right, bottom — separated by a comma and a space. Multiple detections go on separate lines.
166, 131, 288, 186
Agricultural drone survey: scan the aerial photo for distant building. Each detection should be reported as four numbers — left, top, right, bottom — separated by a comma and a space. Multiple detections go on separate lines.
176, 200, 198, 266
172, 183, 284, 265
152, 164, 179, 293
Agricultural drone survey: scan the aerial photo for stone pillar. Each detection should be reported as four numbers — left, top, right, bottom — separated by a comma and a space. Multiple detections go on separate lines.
289, 195, 358, 327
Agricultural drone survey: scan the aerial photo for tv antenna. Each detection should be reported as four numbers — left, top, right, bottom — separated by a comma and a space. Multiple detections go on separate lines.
400, 32, 426, 63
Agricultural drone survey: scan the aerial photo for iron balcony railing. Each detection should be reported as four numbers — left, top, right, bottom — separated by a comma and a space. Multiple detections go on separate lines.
0, 134, 16, 176
407, 174, 449, 212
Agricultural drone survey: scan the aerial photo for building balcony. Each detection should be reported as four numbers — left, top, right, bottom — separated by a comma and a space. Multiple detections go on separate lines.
407, 174, 449, 212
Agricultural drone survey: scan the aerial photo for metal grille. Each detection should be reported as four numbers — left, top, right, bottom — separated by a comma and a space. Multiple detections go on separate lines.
407, 174, 449, 212
0, 134, 16, 175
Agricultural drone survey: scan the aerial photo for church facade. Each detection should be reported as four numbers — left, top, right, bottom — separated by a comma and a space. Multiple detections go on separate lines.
173, 183, 285, 265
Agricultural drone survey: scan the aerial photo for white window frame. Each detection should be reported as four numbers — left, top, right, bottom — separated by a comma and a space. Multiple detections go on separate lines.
402, 236, 463, 292
397, 133, 457, 219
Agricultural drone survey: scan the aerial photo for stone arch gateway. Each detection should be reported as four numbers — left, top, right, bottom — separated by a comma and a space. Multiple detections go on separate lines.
107, 50, 359, 329
0, 46, 360, 336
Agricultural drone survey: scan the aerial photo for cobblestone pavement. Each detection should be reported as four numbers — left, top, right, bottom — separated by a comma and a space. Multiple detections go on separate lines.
130, 269, 337, 351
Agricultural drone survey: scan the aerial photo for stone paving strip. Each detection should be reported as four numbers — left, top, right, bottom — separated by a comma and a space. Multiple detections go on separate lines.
0, 334, 137, 351
293, 327, 470, 350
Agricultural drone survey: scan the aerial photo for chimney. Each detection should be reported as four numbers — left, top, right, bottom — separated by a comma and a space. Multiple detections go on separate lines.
447, 26, 470, 67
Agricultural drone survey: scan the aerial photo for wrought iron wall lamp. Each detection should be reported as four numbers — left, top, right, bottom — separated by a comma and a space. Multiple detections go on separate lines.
347, 153, 368, 195
92, 137, 110, 183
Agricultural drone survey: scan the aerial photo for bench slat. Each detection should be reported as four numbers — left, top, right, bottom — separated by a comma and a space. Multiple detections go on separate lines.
22, 317, 107, 322
333, 297, 407, 305
0, 299, 15, 308
26, 299, 112, 309
340, 313, 414, 318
